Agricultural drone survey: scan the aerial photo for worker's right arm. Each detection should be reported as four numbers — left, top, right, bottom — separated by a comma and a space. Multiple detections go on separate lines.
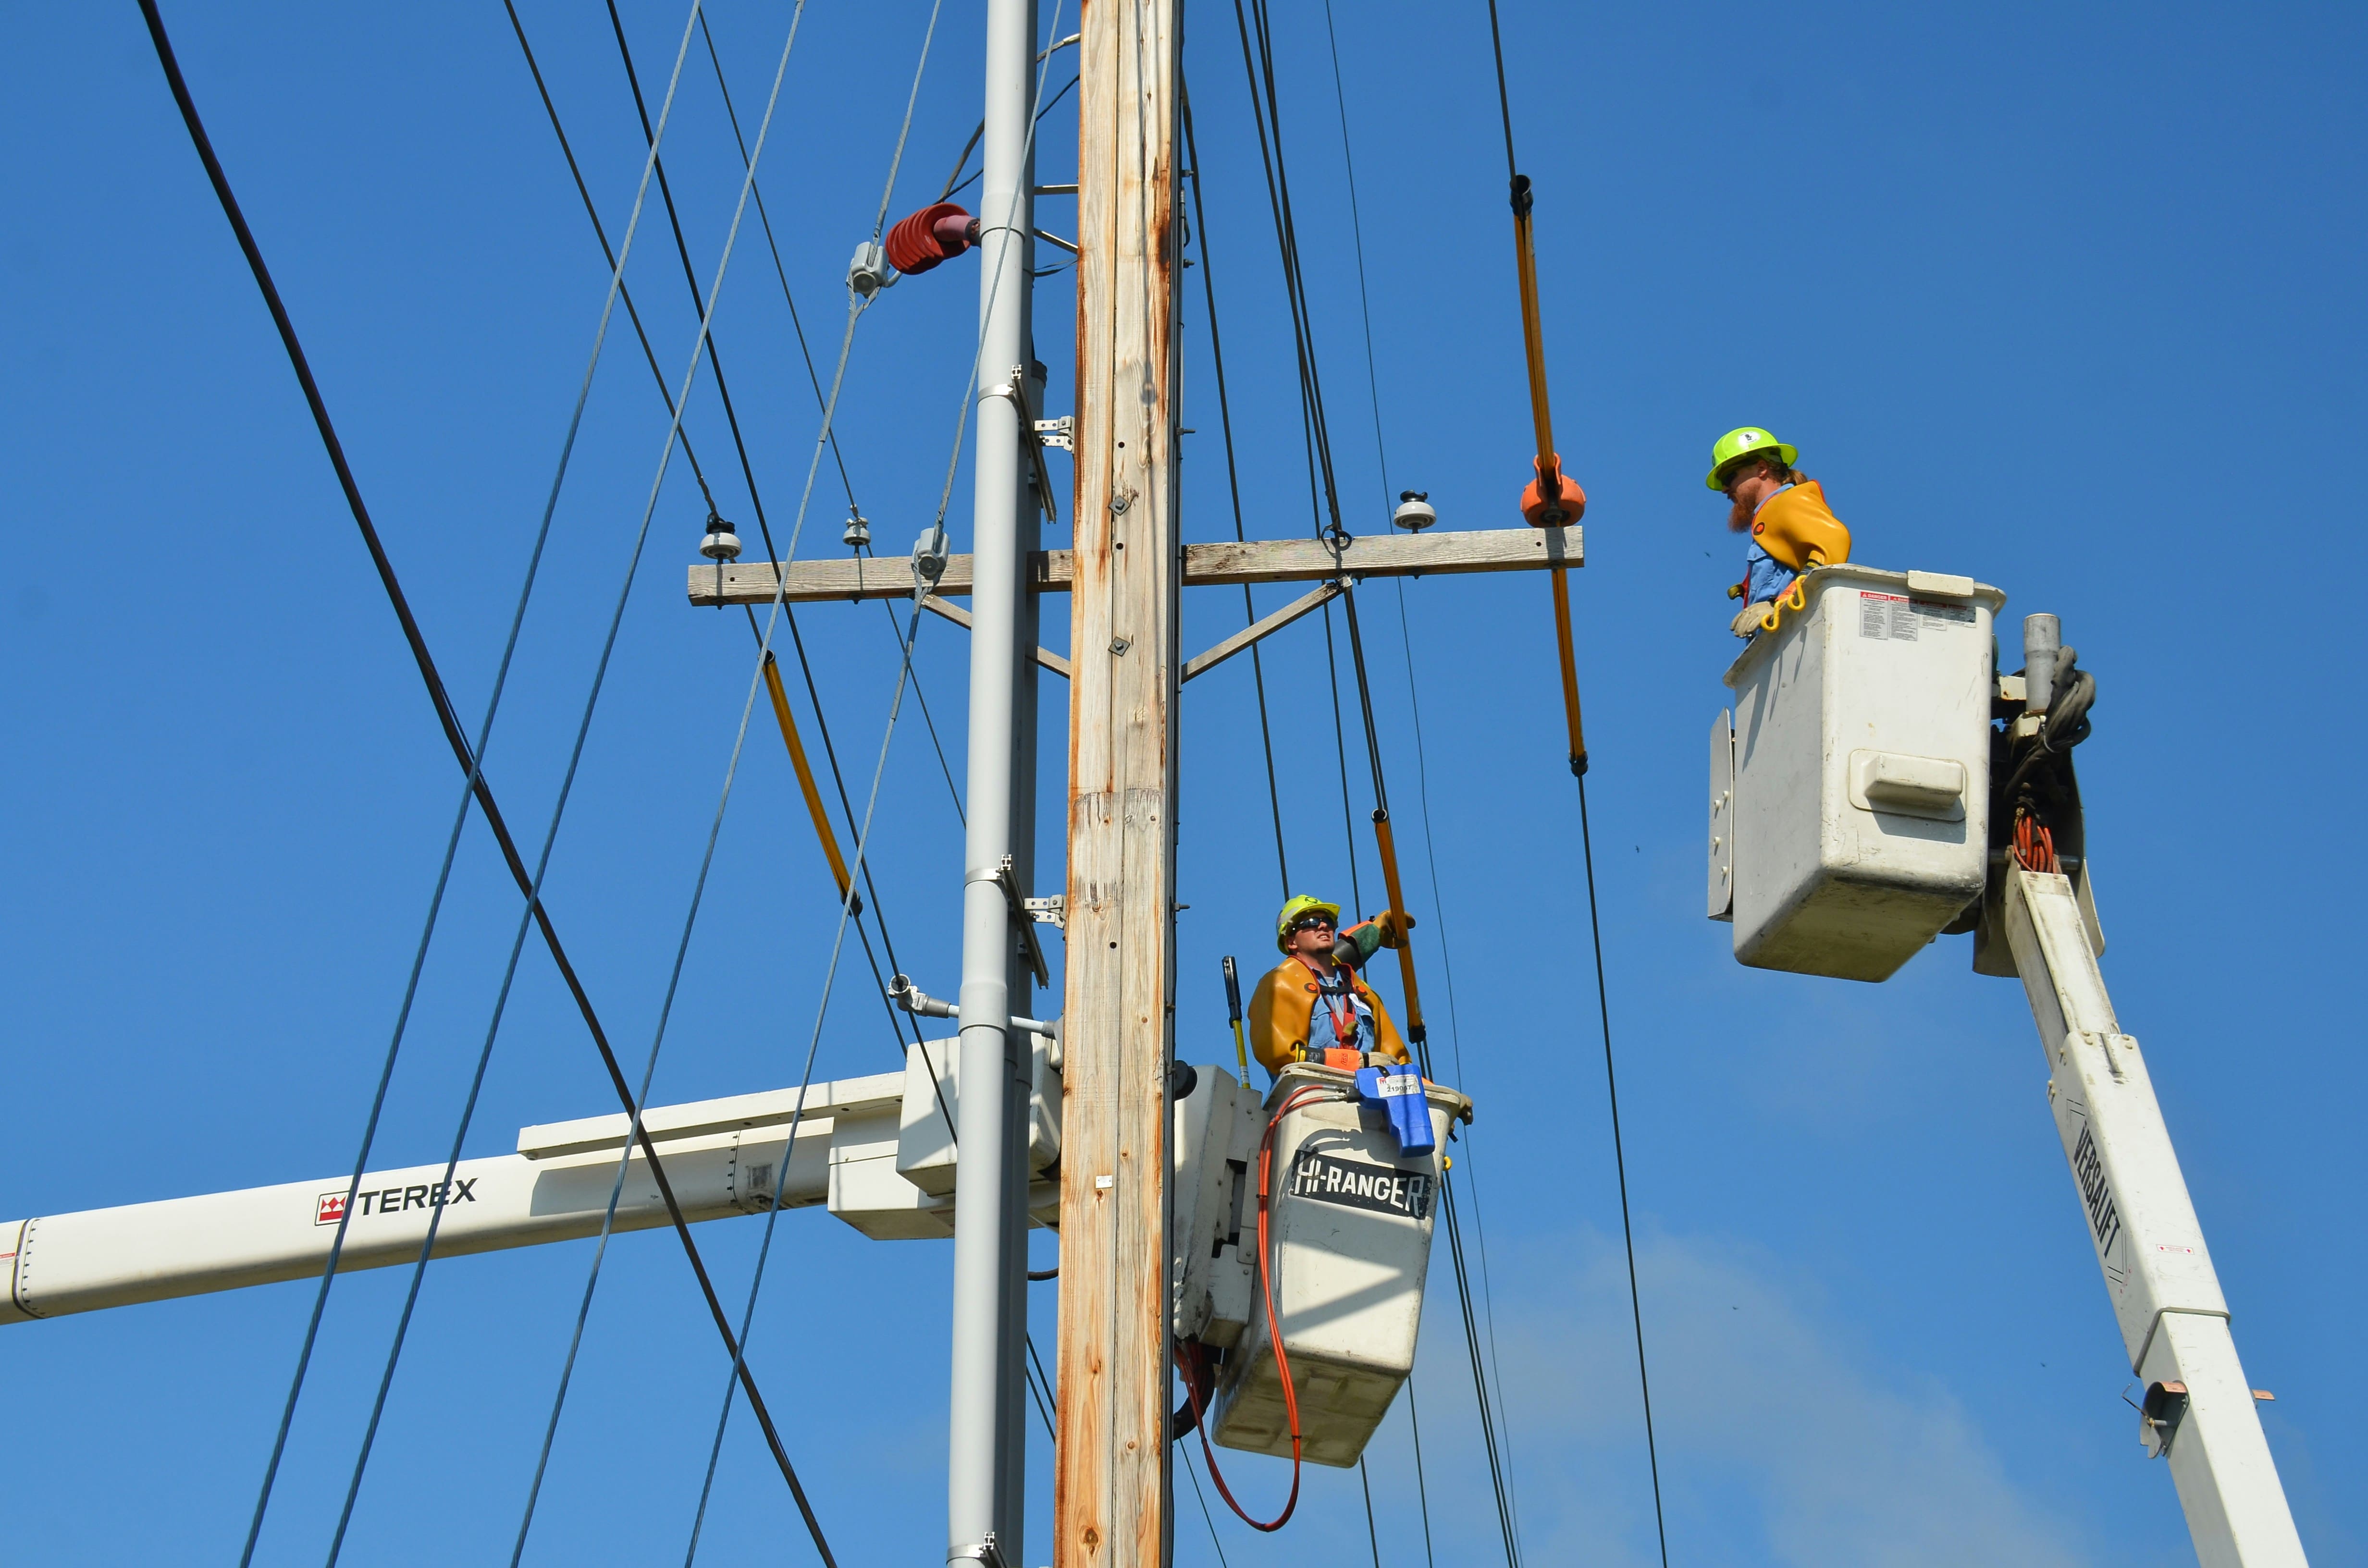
1247, 966, 1306, 1077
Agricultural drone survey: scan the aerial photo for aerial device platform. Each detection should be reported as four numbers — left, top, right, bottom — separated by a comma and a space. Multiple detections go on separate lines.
1709, 565, 2306, 1568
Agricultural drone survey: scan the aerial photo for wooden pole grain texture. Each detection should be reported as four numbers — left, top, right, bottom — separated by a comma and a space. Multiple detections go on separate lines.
1055, 0, 1179, 1562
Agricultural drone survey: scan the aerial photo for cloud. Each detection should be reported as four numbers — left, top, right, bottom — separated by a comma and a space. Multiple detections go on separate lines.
1432, 1230, 2094, 1568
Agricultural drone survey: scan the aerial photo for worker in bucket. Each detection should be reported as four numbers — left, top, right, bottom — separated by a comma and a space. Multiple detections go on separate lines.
1709, 426, 1850, 637
1247, 895, 1411, 1080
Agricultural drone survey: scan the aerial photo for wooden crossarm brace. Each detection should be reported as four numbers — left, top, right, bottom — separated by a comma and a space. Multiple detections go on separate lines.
1180, 578, 1344, 683
688, 524, 1580, 607
919, 595, 1073, 678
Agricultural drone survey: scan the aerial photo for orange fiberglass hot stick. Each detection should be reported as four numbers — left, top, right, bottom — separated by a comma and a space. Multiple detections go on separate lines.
1509, 173, 1591, 779
761, 651, 861, 913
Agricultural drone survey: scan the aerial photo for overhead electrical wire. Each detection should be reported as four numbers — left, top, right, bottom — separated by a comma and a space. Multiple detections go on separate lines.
1479, 5, 1671, 1564
1221, 5, 1527, 1558
1180, 88, 1291, 899
1308, 3, 1477, 1545
1180, 1447, 1234, 1568
598, 0, 949, 1078
323, 8, 824, 1564
1313, 2, 1521, 1550
1227, 0, 1369, 910
125, 6, 807, 1563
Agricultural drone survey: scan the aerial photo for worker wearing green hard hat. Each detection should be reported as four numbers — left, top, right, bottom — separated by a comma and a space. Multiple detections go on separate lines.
1704, 426, 1798, 491
1246, 896, 1412, 1080
1707, 426, 1850, 638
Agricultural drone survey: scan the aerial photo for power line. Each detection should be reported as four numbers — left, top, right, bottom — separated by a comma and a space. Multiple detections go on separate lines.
326, 7, 817, 1561
685, 10, 968, 832
127, 7, 787, 1562
1180, 1446, 1233, 1568
1180, 87, 1290, 898
1219, 9, 1528, 1556
1475, 2, 1671, 1561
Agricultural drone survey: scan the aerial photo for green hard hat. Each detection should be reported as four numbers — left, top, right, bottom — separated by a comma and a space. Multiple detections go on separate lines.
1704, 426, 1799, 490
1275, 894, 1342, 951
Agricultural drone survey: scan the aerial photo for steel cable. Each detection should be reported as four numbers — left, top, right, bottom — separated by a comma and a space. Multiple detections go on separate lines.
1476, 1, 1672, 1558
1180, 87, 1290, 898
603, 0, 952, 1065
683, 13, 968, 831
321, 8, 816, 1562
1219, 8, 1527, 1555
129, 4, 704, 1560
680, 600, 924, 1568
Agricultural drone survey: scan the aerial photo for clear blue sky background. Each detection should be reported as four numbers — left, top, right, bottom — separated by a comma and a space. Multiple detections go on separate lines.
2, 1, 2359, 1564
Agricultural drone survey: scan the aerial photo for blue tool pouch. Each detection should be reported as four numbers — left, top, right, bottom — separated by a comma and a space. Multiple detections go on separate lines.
1355, 1064, 1436, 1155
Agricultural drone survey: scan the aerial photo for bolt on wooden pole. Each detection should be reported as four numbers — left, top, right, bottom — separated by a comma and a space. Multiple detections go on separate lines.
1054, 0, 1181, 1562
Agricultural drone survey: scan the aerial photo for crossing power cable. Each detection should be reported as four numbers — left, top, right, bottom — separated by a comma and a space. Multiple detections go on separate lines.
501, 0, 922, 1082
1180, 86, 1291, 899
1314, 6, 1518, 1551
1479, 5, 1671, 1564
1221, 6, 1527, 1557
126, 6, 805, 1562
505, 5, 947, 1180
647, 5, 987, 1556
684, 9, 969, 834
325, 10, 826, 1566
1228, 0, 1368, 908
598, 0, 950, 1066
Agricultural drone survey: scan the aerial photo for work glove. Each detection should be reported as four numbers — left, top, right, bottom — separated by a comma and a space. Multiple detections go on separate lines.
1730, 601, 1773, 639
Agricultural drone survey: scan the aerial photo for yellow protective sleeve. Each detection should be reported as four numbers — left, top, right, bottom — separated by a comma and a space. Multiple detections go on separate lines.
1750, 479, 1850, 573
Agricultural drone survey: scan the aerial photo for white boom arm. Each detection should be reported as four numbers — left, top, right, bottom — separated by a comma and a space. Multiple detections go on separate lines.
3, 1029, 1072, 1325
2005, 868, 2306, 1567
0, 1075, 892, 1325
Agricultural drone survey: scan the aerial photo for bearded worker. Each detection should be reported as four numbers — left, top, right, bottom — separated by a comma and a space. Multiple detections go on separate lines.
1708, 425, 1850, 637
1246, 895, 1412, 1082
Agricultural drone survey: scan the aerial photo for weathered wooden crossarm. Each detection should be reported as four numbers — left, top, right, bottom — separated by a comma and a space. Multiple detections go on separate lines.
685, 524, 1581, 607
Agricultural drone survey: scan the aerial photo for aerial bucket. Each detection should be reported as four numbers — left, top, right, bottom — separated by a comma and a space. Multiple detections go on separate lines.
1173, 1061, 1469, 1469
1711, 563, 2006, 981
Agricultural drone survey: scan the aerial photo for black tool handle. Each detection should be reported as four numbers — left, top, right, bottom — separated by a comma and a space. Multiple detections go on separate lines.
1221, 954, 1242, 1022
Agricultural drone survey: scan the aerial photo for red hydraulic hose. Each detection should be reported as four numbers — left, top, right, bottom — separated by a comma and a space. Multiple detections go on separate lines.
1183, 1084, 1341, 1532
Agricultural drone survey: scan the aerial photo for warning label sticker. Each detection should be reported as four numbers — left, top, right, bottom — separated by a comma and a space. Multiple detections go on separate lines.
1860, 592, 1972, 641
1859, 591, 1910, 640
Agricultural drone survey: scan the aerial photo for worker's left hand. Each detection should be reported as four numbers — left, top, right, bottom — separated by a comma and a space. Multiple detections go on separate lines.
1730, 602, 1771, 638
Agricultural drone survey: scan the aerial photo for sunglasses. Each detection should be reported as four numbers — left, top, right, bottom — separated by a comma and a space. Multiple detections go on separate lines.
1290, 915, 1336, 932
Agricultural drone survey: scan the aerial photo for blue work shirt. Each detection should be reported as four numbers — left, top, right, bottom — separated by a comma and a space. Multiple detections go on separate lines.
1741, 482, 1797, 603
1304, 965, 1373, 1054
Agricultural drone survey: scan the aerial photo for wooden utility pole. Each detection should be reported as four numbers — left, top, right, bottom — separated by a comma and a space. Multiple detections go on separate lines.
1055, 0, 1180, 1561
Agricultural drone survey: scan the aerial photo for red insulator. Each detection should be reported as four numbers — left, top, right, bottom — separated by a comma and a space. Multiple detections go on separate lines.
885, 201, 978, 276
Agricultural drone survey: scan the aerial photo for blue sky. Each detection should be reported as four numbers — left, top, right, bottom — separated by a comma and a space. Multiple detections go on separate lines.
2, 1, 2360, 1565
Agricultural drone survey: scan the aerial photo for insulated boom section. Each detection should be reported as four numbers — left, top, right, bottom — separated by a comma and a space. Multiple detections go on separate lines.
0, 1131, 826, 1325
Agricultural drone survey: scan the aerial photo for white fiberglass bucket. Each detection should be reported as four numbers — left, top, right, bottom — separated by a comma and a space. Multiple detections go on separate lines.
1714, 564, 2005, 982
1208, 1063, 1469, 1468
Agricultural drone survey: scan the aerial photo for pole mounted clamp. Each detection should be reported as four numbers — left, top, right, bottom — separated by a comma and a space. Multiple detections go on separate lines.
995, 856, 1053, 988
985, 366, 1061, 523
949, 1533, 1009, 1568
889, 973, 960, 1020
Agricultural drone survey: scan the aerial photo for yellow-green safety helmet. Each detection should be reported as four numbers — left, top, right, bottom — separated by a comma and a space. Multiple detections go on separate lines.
1275, 894, 1342, 951
1704, 426, 1799, 490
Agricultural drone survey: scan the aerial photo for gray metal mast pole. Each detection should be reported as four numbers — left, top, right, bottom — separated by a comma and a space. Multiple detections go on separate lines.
949, 0, 1038, 1560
